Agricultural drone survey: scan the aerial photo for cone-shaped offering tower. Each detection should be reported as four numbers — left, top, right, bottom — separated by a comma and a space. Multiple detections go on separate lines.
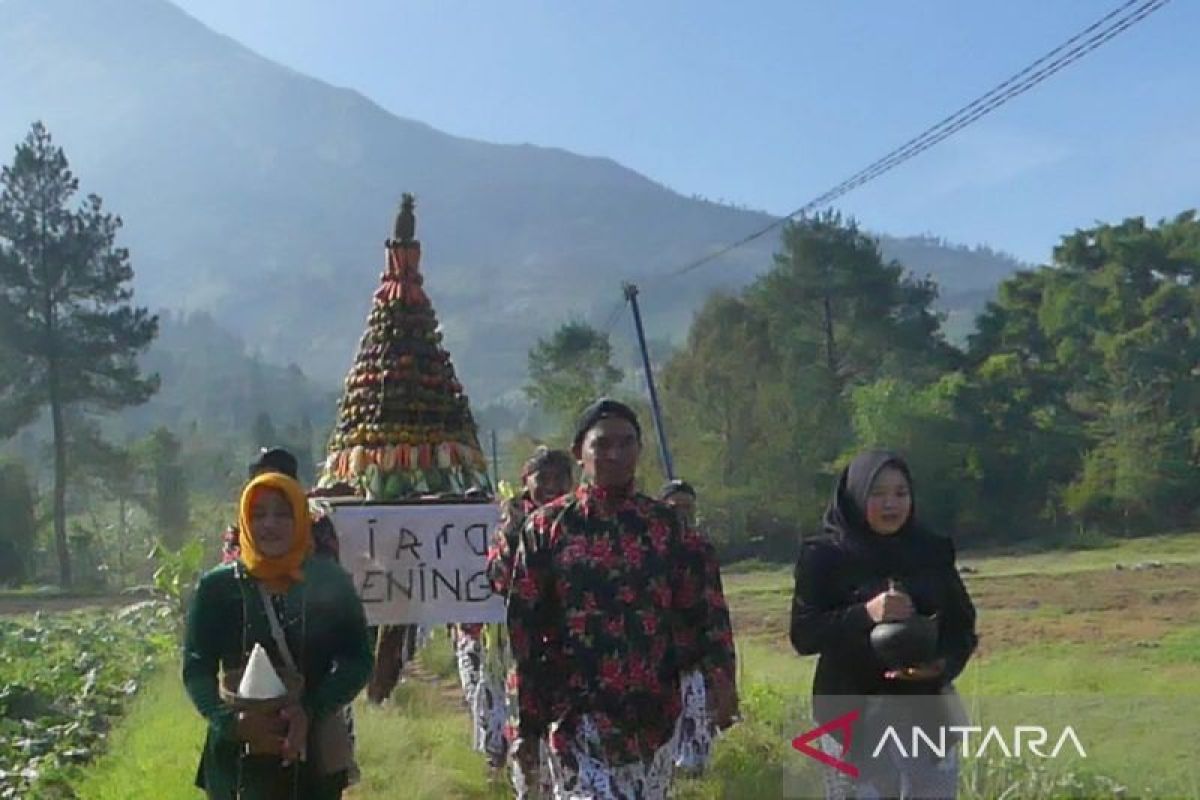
319, 194, 492, 498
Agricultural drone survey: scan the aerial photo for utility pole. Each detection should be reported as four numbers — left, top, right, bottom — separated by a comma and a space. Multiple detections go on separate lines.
622, 283, 675, 481
490, 429, 500, 488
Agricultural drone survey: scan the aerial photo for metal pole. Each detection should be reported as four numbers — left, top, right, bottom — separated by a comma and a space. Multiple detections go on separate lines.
490, 429, 500, 487
622, 283, 675, 481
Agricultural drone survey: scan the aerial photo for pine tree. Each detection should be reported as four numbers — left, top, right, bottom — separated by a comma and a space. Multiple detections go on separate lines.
0, 459, 37, 583
252, 411, 279, 449
144, 427, 189, 547
0, 122, 158, 586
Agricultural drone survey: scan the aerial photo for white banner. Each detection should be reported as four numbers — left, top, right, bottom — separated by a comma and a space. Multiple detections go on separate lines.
324, 502, 504, 626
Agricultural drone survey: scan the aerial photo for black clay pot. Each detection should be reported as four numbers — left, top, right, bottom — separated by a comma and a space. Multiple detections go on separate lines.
869, 614, 938, 669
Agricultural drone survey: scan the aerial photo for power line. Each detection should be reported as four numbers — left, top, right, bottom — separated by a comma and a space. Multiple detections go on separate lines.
658, 0, 1172, 282
600, 296, 627, 335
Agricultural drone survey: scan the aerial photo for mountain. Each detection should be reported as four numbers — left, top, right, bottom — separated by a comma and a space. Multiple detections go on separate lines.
0, 0, 1022, 401
118, 311, 336, 439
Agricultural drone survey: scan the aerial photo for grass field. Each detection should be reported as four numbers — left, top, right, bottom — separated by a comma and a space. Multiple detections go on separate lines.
58, 531, 1200, 798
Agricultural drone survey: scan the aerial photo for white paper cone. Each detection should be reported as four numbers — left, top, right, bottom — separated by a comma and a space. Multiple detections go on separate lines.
237, 643, 287, 699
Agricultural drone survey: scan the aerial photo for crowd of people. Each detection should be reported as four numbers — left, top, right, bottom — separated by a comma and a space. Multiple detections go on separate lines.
182, 399, 977, 799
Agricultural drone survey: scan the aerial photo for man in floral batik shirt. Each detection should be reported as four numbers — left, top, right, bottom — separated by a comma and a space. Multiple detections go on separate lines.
507, 399, 738, 799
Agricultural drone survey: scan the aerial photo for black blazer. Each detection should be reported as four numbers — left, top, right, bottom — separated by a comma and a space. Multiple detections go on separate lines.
789, 531, 977, 722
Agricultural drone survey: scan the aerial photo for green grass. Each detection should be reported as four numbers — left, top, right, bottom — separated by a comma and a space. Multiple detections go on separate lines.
351, 681, 506, 800
61, 626, 1200, 799
1151, 625, 1200, 665
68, 647, 504, 800
719, 529, 1200, 586
711, 537, 1200, 798
956, 530, 1200, 577
51, 530, 1200, 798
64, 668, 203, 800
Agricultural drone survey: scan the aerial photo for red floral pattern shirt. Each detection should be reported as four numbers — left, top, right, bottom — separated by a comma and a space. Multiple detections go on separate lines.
504, 483, 736, 765
486, 492, 540, 597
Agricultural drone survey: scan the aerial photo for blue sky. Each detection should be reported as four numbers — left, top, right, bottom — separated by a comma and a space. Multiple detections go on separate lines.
174, 0, 1197, 264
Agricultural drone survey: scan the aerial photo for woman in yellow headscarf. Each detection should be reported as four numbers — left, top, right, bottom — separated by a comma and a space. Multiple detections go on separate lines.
183, 473, 373, 799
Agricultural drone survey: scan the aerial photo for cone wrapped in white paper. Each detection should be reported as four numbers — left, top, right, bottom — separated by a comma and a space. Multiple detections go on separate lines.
237, 643, 287, 699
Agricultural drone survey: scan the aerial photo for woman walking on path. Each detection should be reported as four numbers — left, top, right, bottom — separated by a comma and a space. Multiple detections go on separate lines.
790, 450, 977, 800
184, 472, 373, 799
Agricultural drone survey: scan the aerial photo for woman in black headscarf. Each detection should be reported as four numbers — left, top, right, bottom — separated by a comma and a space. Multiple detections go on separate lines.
790, 450, 977, 799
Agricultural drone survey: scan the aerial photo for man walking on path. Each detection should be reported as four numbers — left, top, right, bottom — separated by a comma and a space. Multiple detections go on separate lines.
507, 399, 738, 799
485, 446, 574, 796
659, 479, 733, 778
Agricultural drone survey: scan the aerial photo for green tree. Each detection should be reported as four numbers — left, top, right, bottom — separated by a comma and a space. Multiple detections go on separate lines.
64, 418, 149, 581
525, 321, 623, 429
142, 427, 189, 548
0, 122, 159, 586
252, 410, 278, 449
847, 375, 989, 539
0, 458, 37, 584
285, 413, 316, 484
659, 213, 957, 559
660, 293, 796, 556
753, 211, 952, 387
966, 212, 1200, 536
749, 212, 955, 519
662, 293, 772, 486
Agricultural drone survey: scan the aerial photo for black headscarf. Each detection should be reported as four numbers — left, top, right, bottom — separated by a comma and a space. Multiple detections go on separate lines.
822, 450, 939, 573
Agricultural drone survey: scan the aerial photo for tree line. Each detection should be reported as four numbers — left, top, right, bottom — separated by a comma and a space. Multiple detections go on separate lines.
4, 119, 1196, 584
0, 123, 340, 587
526, 210, 1200, 559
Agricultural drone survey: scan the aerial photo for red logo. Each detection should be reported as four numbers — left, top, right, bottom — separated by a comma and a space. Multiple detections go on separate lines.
791, 709, 861, 778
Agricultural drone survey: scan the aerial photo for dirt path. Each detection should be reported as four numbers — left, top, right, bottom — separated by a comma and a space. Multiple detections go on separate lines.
0, 593, 139, 616
406, 652, 471, 708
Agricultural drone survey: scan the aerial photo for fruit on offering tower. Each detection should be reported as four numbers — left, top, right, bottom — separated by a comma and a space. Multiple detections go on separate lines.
318, 194, 492, 499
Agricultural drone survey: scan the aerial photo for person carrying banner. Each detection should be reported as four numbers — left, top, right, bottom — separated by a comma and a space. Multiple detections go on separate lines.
507, 399, 738, 799
485, 446, 574, 796
183, 472, 373, 800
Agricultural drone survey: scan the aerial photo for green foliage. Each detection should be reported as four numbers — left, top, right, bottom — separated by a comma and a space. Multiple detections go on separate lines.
59, 668, 204, 800
142, 427, 189, 547
0, 458, 36, 583
0, 122, 158, 586
965, 212, 1200, 538
653, 209, 1200, 555
0, 603, 174, 798
958, 756, 1130, 800
525, 321, 623, 431
661, 212, 954, 558
0, 122, 159, 422
251, 411, 278, 450
147, 536, 205, 619
753, 211, 952, 385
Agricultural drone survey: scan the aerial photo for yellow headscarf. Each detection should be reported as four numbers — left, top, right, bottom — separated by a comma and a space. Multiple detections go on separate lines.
238, 472, 313, 592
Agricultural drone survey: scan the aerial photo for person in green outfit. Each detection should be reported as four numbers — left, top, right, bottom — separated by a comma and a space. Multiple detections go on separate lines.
183, 471, 373, 799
